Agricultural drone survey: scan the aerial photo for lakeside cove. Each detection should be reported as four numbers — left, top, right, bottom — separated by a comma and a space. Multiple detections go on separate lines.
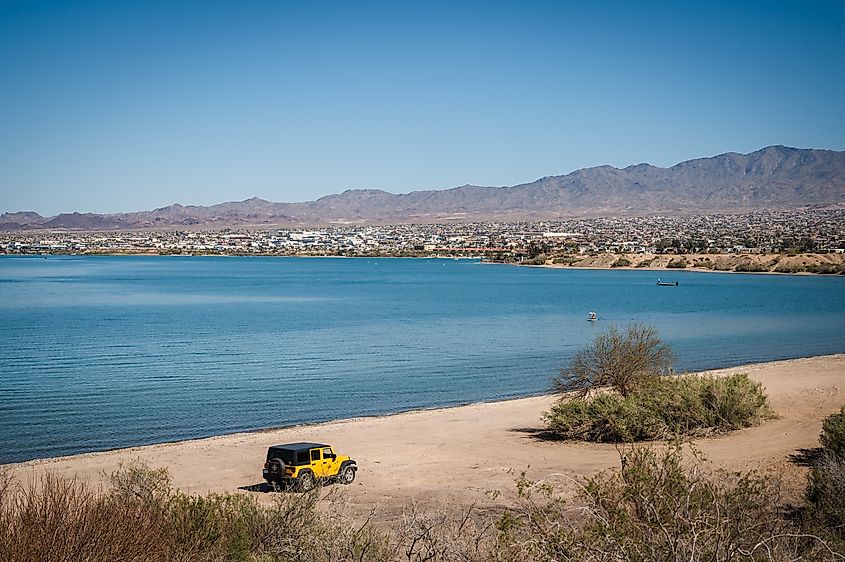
7, 354, 844, 522
2, 255, 845, 464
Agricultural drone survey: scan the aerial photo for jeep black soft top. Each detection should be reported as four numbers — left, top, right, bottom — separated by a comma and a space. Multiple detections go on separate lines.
266, 442, 328, 466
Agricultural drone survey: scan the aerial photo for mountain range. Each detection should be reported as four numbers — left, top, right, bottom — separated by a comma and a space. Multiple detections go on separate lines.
3, 145, 844, 231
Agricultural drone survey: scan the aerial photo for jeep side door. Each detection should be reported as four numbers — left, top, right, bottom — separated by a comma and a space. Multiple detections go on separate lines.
309, 448, 326, 478
320, 447, 339, 476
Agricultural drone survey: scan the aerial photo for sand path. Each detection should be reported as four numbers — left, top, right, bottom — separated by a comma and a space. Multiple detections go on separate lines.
7, 354, 844, 522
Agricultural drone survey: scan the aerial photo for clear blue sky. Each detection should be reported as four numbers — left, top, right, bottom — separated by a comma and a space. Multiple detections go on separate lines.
1, 0, 844, 215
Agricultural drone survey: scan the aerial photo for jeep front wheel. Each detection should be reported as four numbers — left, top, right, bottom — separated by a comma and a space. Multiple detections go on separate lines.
297, 471, 316, 492
339, 465, 356, 485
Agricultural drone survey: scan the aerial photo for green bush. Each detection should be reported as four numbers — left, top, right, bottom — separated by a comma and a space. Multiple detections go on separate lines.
666, 258, 687, 268
802, 406, 845, 548
552, 256, 580, 265
692, 258, 715, 269
521, 254, 548, 265
496, 445, 823, 561
820, 406, 845, 458
610, 257, 631, 268
545, 373, 774, 442
806, 263, 843, 274
734, 261, 768, 272
773, 263, 806, 273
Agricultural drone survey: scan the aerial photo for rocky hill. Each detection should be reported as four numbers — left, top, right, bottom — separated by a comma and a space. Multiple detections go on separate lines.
3, 145, 844, 230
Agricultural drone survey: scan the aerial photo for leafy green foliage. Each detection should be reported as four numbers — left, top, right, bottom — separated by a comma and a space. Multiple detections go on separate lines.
545, 373, 774, 442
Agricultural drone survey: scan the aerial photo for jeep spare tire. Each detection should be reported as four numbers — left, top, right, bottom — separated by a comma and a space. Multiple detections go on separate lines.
267, 458, 285, 478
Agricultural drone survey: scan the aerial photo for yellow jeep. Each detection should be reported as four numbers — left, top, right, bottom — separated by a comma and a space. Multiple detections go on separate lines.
262, 442, 357, 491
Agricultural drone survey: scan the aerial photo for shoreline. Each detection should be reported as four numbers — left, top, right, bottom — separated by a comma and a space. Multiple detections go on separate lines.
4, 251, 844, 275
8, 350, 841, 469
6, 354, 844, 519
7, 389, 554, 469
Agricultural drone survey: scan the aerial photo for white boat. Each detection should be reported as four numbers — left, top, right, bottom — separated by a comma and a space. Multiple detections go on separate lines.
588, 311, 597, 322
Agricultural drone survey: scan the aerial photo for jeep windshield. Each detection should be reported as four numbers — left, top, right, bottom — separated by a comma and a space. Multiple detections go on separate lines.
266, 447, 309, 465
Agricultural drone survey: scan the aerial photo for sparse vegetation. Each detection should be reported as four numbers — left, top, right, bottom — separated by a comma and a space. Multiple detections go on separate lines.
807, 263, 845, 274
554, 323, 674, 398
666, 257, 687, 268
546, 325, 773, 442
545, 373, 774, 442
774, 262, 807, 273
0, 462, 391, 562
495, 444, 841, 561
803, 407, 845, 548
551, 255, 580, 265
610, 256, 631, 268
734, 261, 768, 272
3, 415, 845, 561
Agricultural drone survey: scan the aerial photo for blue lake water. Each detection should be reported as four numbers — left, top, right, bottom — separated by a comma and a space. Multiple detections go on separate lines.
1, 255, 844, 463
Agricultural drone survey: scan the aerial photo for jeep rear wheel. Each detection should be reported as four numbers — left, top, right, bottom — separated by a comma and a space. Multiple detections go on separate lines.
297, 471, 316, 492
339, 465, 356, 485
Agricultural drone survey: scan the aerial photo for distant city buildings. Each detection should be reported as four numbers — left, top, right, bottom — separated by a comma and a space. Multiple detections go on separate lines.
2, 210, 843, 257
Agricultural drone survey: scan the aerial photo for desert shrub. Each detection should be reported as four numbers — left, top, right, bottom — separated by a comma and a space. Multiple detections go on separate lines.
806, 263, 843, 274
521, 254, 548, 266
820, 406, 845, 458
0, 473, 172, 562
774, 263, 807, 273
734, 261, 767, 272
805, 453, 845, 544
109, 459, 172, 503
554, 324, 674, 398
495, 445, 828, 561
635, 258, 654, 268
545, 373, 773, 442
0, 462, 393, 562
803, 407, 845, 546
666, 257, 687, 268
166, 492, 262, 560
551, 256, 579, 265
544, 392, 663, 442
394, 503, 496, 562
610, 257, 631, 268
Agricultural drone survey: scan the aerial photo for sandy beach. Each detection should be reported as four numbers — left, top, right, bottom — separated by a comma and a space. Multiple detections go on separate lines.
7, 354, 844, 522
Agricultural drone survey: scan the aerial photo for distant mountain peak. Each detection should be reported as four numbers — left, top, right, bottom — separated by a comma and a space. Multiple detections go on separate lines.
2, 145, 843, 230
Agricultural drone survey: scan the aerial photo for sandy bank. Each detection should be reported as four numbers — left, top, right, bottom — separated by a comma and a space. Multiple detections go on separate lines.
7, 355, 844, 521
534, 252, 845, 274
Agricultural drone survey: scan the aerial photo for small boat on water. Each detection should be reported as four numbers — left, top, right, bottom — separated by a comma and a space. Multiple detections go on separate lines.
656, 278, 679, 286
588, 311, 597, 322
